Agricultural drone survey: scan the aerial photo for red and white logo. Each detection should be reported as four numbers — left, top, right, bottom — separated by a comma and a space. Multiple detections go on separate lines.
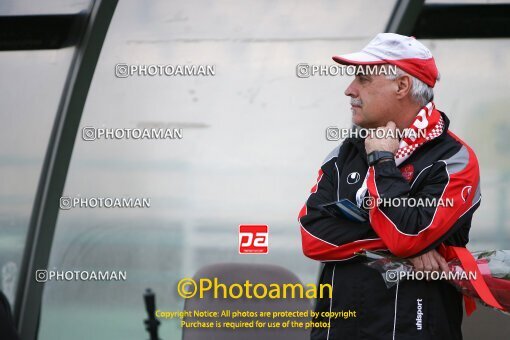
400, 164, 415, 182
461, 186, 472, 202
239, 225, 269, 254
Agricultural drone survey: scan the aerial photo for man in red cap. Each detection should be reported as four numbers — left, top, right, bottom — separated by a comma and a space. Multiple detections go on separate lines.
299, 33, 480, 339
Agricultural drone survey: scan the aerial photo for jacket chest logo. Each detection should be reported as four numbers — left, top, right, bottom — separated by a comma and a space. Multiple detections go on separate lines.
400, 164, 415, 182
346, 172, 361, 184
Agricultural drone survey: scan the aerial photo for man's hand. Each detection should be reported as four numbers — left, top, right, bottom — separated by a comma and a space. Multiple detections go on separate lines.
365, 121, 399, 155
408, 249, 450, 275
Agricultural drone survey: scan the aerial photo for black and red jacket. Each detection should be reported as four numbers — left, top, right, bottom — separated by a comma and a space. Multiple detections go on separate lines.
298, 112, 481, 339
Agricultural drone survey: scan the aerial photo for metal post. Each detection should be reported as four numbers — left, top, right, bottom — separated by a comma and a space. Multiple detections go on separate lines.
385, 0, 425, 35
13, 1, 118, 339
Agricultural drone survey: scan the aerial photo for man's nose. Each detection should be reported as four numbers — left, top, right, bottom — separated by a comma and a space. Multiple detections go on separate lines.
344, 80, 357, 97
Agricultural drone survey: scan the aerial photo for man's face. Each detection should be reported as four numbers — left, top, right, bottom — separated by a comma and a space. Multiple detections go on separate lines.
344, 65, 397, 128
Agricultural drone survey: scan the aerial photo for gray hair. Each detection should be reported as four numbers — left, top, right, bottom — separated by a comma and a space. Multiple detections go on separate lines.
386, 67, 438, 107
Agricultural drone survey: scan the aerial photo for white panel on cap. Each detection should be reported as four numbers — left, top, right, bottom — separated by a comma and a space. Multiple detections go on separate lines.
335, 51, 382, 63
363, 33, 433, 61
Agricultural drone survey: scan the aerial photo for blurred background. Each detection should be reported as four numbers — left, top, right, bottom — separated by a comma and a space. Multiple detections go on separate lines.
1, 0, 510, 339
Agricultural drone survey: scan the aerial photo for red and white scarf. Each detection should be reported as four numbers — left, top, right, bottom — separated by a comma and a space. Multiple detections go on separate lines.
356, 102, 444, 206
394, 102, 444, 165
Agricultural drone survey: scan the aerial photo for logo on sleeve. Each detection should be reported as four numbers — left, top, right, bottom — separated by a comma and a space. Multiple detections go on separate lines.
347, 172, 361, 184
400, 164, 415, 182
461, 186, 472, 202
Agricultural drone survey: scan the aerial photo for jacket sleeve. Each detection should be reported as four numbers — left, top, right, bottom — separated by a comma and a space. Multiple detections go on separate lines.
299, 145, 385, 261
366, 143, 481, 258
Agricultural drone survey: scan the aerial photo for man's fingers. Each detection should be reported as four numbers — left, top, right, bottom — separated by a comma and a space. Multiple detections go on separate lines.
427, 252, 441, 272
421, 253, 434, 272
432, 250, 450, 273
411, 257, 424, 272
408, 251, 449, 283
386, 121, 397, 131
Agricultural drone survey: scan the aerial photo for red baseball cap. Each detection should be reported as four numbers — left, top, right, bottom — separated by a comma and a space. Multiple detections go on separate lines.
332, 33, 439, 87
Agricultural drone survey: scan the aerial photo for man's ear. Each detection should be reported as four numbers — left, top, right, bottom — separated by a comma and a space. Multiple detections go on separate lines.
395, 75, 412, 99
